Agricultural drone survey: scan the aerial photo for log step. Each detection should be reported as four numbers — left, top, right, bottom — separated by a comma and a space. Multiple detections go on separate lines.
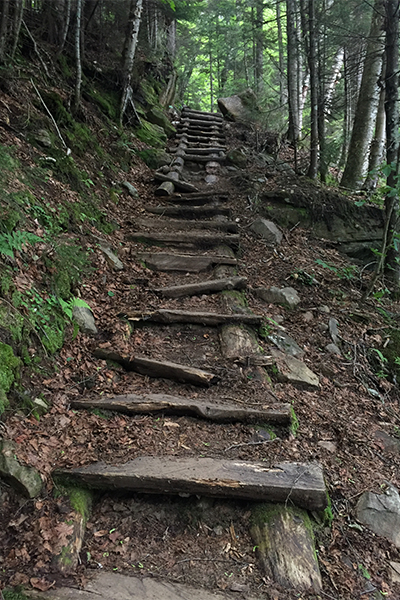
55, 457, 327, 511
182, 107, 224, 118
136, 217, 238, 233
145, 205, 232, 218
120, 309, 262, 327
180, 119, 224, 128
134, 252, 237, 272
153, 276, 247, 298
93, 350, 219, 387
71, 393, 291, 424
128, 231, 240, 249
154, 172, 199, 192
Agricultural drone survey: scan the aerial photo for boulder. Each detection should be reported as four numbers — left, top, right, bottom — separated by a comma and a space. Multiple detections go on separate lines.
121, 181, 139, 198
325, 343, 342, 356
250, 218, 282, 245
356, 485, 400, 548
268, 330, 304, 358
35, 129, 52, 148
226, 148, 247, 169
100, 245, 124, 271
73, 305, 98, 335
254, 286, 300, 309
139, 149, 170, 169
146, 106, 176, 137
373, 430, 400, 454
389, 561, 400, 583
271, 349, 319, 389
0, 440, 42, 498
218, 88, 260, 122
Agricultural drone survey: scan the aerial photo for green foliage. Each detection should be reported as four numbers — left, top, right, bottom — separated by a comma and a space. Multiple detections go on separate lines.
0, 231, 42, 259
69, 487, 92, 520
135, 120, 167, 148
290, 406, 299, 437
315, 259, 358, 280
0, 342, 20, 415
59, 297, 92, 320
2, 589, 30, 600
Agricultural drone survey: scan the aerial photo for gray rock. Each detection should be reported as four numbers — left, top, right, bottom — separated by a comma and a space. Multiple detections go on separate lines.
218, 88, 259, 121
100, 245, 123, 271
373, 430, 400, 454
271, 349, 319, 389
268, 330, 304, 358
35, 129, 52, 148
250, 218, 282, 245
205, 174, 219, 185
73, 305, 98, 335
325, 343, 342, 356
276, 161, 295, 176
318, 305, 330, 314
121, 181, 139, 198
303, 311, 314, 323
329, 318, 340, 345
0, 440, 42, 498
356, 485, 400, 548
254, 286, 300, 309
317, 441, 337, 453
226, 148, 247, 169
146, 107, 176, 137
389, 561, 400, 583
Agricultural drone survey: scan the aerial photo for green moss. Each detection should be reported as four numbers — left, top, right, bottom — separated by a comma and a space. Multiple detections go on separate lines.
135, 119, 167, 148
222, 289, 248, 307
0, 305, 24, 342
84, 86, 119, 121
0, 342, 20, 415
3, 589, 30, 600
69, 487, 92, 521
290, 406, 299, 436
140, 79, 159, 105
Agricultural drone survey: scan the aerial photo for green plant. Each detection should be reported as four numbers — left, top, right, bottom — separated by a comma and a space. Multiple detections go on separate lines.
315, 259, 358, 280
0, 230, 42, 258
290, 406, 299, 437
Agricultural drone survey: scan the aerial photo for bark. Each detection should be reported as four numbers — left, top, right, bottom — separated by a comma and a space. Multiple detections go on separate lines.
365, 59, 386, 190
276, 0, 286, 106
133, 252, 237, 273
120, 0, 144, 124
286, 0, 300, 146
56, 0, 71, 57
154, 276, 247, 299
209, 42, 214, 112
341, 0, 385, 189
255, 0, 264, 93
0, 0, 10, 63
307, 0, 318, 179
73, 0, 83, 112
10, 0, 23, 60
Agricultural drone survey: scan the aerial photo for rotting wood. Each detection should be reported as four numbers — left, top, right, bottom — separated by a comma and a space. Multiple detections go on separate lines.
153, 276, 247, 298
54, 458, 327, 511
154, 172, 199, 193
134, 252, 237, 272
93, 349, 219, 387
71, 393, 291, 424
155, 181, 175, 196
55, 511, 86, 574
251, 503, 322, 592
128, 231, 240, 249
120, 309, 262, 327
145, 205, 231, 218
136, 217, 238, 233
220, 324, 260, 359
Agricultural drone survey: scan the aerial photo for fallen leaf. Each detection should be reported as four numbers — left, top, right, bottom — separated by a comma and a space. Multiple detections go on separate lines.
30, 577, 55, 591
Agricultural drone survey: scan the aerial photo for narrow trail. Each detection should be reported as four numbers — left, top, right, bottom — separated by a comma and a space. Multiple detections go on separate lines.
48, 109, 327, 599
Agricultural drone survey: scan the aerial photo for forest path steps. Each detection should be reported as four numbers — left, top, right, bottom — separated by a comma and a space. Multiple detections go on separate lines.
54, 109, 326, 597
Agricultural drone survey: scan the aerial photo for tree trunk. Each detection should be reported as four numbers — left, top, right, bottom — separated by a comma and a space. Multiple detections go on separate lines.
73, 0, 83, 112
384, 0, 400, 288
365, 59, 386, 190
57, 0, 72, 57
0, 0, 10, 63
120, 0, 144, 124
10, 0, 23, 60
276, 0, 286, 106
286, 0, 300, 145
209, 42, 214, 112
307, 0, 318, 178
255, 0, 264, 93
341, 0, 385, 189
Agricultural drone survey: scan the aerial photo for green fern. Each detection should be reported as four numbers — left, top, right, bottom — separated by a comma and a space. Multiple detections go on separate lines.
0, 231, 42, 258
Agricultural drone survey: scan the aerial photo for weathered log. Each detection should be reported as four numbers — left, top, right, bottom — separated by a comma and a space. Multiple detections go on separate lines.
145, 205, 231, 218
251, 503, 322, 592
134, 252, 237, 272
182, 110, 224, 121
128, 231, 240, 249
172, 156, 185, 169
54, 489, 92, 575
180, 118, 224, 128
182, 107, 224, 118
93, 349, 219, 387
154, 172, 199, 193
136, 217, 238, 233
121, 309, 262, 327
183, 154, 226, 163
55, 458, 327, 511
155, 181, 175, 196
177, 127, 225, 138
177, 132, 225, 141
220, 324, 260, 359
171, 146, 227, 154
71, 393, 291, 424
154, 276, 247, 298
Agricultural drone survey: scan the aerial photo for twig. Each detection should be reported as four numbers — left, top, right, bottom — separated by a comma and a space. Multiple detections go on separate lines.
30, 79, 69, 152
285, 469, 306, 508
22, 21, 50, 79
225, 438, 280, 451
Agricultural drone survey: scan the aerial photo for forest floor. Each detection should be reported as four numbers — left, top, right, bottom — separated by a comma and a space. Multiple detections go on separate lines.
0, 78, 400, 600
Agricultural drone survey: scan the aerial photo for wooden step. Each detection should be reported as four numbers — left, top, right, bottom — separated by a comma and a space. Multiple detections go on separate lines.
145, 205, 231, 218
171, 146, 227, 154
128, 231, 240, 249
154, 172, 199, 192
154, 276, 247, 298
182, 110, 224, 121
182, 107, 224, 118
72, 393, 291, 424
120, 309, 262, 327
180, 118, 224, 128
93, 350, 219, 387
134, 252, 237, 272
55, 457, 327, 511
137, 217, 238, 233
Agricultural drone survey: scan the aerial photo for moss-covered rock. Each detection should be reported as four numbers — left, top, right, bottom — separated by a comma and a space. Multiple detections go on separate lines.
146, 106, 175, 137
135, 119, 167, 148
0, 342, 20, 414
0, 439, 42, 498
138, 148, 170, 169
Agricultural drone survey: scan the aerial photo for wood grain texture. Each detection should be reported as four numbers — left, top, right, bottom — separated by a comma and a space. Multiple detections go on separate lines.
154, 276, 247, 298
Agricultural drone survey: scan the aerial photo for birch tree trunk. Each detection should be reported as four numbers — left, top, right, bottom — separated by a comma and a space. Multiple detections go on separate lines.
365, 59, 386, 190
307, 0, 318, 179
341, 0, 385, 189
73, 0, 83, 112
287, 0, 300, 144
120, 0, 144, 124
57, 0, 71, 57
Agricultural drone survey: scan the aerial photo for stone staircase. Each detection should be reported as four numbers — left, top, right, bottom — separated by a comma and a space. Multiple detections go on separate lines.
52, 108, 327, 598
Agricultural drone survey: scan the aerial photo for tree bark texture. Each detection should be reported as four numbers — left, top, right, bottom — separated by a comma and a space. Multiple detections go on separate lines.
73, 0, 83, 112
286, 0, 300, 143
341, 0, 385, 189
120, 0, 144, 124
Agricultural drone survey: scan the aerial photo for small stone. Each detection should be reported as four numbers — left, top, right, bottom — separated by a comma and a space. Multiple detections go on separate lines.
318, 305, 330, 314
318, 323, 329, 333
389, 561, 400, 583
318, 441, 337, 453
356, 485, 400, 548
121, 181, 139, 198
254, 286, 300, 309
100, 245, 124, 271
268, 330, 304, 358
226, 148, 247, 169
303, 311, 314, 322
250, 218, 283, 246
329, 317, 340, 344
274, 314, 284, 324
270, 349, 319, 389
230, 582, 250, 592
213, 525, 224, 536
205, 174, 219, 185
0, 440, 42, 498
325, 343, 342, 356
374, 430, 400, 454
73, 305, 98, 335
35, 129, 52, 148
